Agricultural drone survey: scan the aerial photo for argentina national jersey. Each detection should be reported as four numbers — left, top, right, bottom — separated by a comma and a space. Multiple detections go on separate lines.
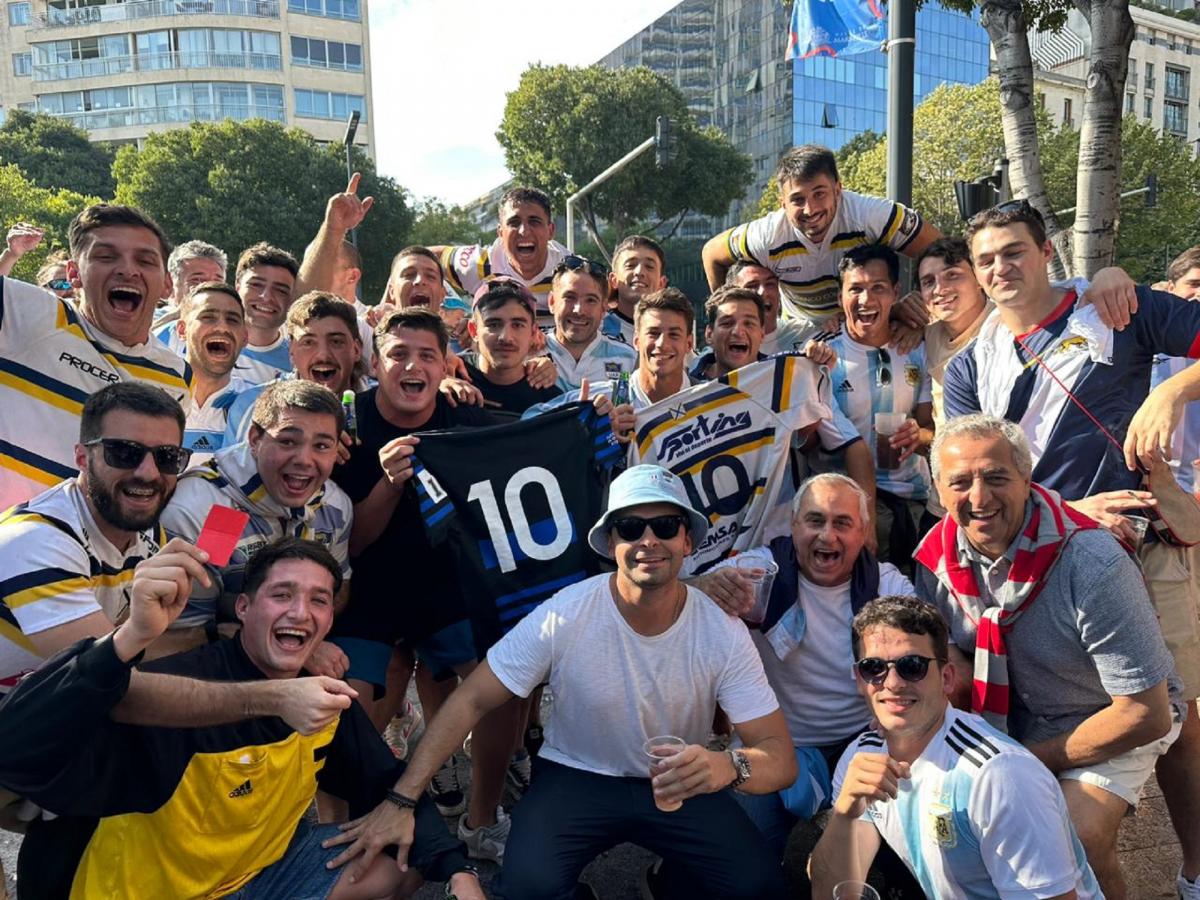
833, 707, 1101, 900
628, 355, 831, 573
410, 402, 622, 654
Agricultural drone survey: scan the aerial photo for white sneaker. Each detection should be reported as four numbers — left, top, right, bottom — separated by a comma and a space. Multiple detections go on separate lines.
457, 806, 511, 863
384, 700, 423, 760
1179, 869, 1200, 900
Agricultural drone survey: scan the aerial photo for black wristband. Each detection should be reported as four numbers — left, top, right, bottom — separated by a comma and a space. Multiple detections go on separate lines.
384, 789, 418, 810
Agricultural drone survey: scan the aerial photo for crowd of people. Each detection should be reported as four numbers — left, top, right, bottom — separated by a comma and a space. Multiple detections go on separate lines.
0, 141, 1197, 900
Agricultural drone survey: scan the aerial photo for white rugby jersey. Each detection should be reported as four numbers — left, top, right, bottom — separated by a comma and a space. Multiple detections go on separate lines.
183, 376, 250, 467
440, 238, 568, 326
160, 442, 353, 628
545, 332, 638, 392
0, 479, 166, 691
833, 707, 1100, 900
628, 355, 831, 572
0, 278, 192, 511
235, 333, 291, 385
826, 327, 932, 499
723, 192, 923, 322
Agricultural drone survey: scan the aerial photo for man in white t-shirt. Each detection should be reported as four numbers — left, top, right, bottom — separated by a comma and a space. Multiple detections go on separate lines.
697, 473, 913, 861
811, 595, 1101, 900
323, 465, 797, 899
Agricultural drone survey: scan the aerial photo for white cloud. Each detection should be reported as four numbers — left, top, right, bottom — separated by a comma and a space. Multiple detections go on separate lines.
368, 0, 680, 206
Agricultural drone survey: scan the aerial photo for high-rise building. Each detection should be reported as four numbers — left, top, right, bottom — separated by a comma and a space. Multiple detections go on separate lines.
598, 0, 990, 230
0, 0, 374, 154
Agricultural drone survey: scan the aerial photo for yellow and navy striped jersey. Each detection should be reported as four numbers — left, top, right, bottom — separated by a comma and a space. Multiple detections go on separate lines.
0, 478, 165, 691
721, 191, 923, 323
628, 355, 831, 573
440, 239, 568, 327
0, 277, 192, 511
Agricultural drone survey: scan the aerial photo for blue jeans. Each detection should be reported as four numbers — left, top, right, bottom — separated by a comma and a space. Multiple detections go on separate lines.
223, 821, 342, 900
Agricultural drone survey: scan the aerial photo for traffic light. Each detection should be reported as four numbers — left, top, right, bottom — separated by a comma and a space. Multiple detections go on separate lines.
655, 116, 672, 170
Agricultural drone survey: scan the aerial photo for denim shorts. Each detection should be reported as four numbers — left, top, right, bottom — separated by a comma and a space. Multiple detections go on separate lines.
223, 821, 343, 900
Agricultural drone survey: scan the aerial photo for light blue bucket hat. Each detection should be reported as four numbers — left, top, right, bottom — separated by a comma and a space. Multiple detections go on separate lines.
587, 464, 708, 559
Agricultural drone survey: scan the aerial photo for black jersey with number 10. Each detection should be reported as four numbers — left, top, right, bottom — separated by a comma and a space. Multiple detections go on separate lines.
411, 402, 622, 655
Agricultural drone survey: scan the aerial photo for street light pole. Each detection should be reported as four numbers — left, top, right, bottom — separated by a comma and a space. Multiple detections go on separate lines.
342, 109, 361, 248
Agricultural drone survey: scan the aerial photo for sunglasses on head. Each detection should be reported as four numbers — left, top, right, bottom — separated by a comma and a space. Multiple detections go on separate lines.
967, 198, 1037, 229
84, 438, 192, 475
855, 654, 942, 685
555, 254, 608, 280
610, 514, 689, 542
43, 279, 72, 292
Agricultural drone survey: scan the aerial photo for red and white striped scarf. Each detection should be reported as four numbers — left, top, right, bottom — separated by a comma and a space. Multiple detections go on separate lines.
914, 483, 1099, 732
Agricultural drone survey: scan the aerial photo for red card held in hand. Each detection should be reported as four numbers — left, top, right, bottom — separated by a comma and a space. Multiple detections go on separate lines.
195, 505, 250, 566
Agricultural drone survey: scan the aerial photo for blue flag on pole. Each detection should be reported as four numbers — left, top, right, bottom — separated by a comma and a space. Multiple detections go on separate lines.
786, 0, 886, 60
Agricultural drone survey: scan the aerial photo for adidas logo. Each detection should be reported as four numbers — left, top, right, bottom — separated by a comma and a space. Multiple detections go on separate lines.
835, 381, 854, 393
192, 435, 215, 451
228, 780, 253, 798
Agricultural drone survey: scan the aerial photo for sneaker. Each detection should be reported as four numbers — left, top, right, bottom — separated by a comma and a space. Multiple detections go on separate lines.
384, 700, 423, 760
639, 859, 665, 900
457, 806, 511, 863
506, 749, 532, 799
1179, 869, 1200, 900
428, 754, 466, 817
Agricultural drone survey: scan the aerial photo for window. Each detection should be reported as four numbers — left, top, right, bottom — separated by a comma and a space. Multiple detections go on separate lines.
287, 0, 359, 19
293, 88, 365, 121
1125, 91, 1134, 114
12, 52, 31, 76
1062, 97, 1072, 126
1165, 66, 1189, 102
1145, 61, 1156, 92
1164, 101, 1188, 135
1145, 95, 1153, 118
290, 36, 362, 71
8, 2, 30, 26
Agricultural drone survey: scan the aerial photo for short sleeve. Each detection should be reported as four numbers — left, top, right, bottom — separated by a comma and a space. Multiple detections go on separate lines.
817, 403, 862, 452
486, 601, 558, 699
942, 350, 982, 419
1131, 286, 1200, 360
716, 620, 780, 725
0, 278, 59, 354
971, 753, 1083, 898
727, 355, 830, 433
878, 563, 915, 597
0, 521, 98, 635
863, 197, 923, 252
915, 347, 933, 405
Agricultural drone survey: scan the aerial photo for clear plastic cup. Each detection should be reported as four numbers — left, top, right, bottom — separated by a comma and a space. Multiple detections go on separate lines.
833, 882, 881, 900
874, 412, 908, 470
643, 735, 686, 812
736, 556, 779, 625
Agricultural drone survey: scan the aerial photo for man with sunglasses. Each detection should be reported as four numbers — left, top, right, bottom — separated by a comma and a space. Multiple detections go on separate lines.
546, 254, 637, 392
323, 464, 795, 900
811, 595, 1101, 899
821, 245, 934, 568
914, 415, 1180, 900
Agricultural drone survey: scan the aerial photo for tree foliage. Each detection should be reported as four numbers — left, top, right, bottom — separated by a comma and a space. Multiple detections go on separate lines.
0, 110, 116, 199
0, 163, 100, 283
497, 64, 753, 251
408, 198, 491, 248
832, 78, 1200, 281
112, 119, 411, 302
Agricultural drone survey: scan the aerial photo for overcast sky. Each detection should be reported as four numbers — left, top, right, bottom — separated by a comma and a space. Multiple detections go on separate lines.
368, 0, 681, 207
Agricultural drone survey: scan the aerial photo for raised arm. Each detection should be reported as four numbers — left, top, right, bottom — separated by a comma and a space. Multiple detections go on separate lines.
702, 229, 737, 292
295, 173, 374, 296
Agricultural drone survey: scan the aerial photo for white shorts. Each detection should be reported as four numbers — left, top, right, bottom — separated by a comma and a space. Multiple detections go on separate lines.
1059, 719, 1182, 807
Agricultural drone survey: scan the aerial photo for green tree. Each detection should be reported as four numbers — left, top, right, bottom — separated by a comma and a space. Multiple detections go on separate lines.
112, 119, 411, 302
0, 110, 116, 199
0, 163, 99, 283
408, 198, 490, 247
497, 64, 753, 257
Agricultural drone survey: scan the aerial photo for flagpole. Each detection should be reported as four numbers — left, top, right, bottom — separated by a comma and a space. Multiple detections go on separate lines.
885, 0, 915, 208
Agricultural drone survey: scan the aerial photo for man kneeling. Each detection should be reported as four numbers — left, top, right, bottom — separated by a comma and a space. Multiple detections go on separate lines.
0, 537, 482, 900
324, 465, 797, 899
811, 596, 1100, 899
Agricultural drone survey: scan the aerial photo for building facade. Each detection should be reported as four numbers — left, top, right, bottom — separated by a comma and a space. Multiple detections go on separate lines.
1033, 4, 1200, 147
0, 0, 373, 153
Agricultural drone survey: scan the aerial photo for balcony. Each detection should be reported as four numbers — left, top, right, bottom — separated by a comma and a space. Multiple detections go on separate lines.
32, 0, 279, 30
33, 50, 282, 82
53, 101, 284, 131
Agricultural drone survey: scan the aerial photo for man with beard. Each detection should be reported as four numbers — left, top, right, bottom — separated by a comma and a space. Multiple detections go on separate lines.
602, 235, 669, 346
546, 255, 637, 391
0, 382, 189, 688
0, 204, 192, 510
177, 282, 249, 464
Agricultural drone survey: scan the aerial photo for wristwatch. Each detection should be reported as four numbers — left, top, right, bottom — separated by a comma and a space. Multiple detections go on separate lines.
728, 749, 752, 789
444, 864, 482, 899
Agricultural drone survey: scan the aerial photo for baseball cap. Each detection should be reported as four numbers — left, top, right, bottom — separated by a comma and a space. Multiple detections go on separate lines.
586, 464, 708, 559
472, 277, 537, 315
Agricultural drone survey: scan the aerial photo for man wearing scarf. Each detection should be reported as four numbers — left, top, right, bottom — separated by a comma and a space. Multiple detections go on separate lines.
914, 414, 1182, 900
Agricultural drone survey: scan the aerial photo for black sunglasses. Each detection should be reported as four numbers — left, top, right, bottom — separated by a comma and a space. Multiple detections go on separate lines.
855, 654, 943, 685
555, 254, 608, 280
967, 198, 1038, 229
44, 279, 73, 291
877, 347, 892, 388
610, 514, 689, 542
84, 438, 192, 475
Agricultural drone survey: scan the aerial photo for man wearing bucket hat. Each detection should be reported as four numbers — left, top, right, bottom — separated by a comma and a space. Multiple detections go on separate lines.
322, 464, 797, 900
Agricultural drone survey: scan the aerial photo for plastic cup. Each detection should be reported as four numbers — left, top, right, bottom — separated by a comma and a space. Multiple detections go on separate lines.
874, 412, 908, 470
1127, 516, 1150, 554
736, 556, 779, 626
643, 735, 686, 812
833, 882, 881, 900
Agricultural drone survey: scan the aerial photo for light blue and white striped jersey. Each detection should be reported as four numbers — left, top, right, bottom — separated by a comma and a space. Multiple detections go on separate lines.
183, 376, 250, 467
235, 333, 291, 385
546, 331, 638, 393
833, 707, 1100, 900
827, 327, 932, 500
600, 310, 635, 346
